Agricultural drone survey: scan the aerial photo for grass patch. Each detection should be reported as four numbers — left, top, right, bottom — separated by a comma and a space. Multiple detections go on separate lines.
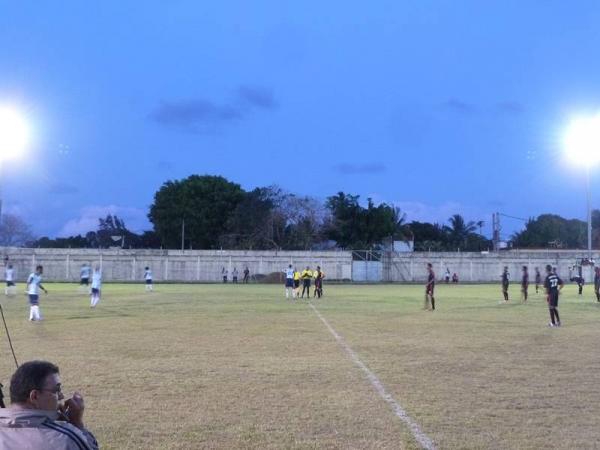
0, 282, 598, 449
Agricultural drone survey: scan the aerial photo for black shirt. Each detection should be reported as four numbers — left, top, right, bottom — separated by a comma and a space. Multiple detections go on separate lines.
544, 273, 563, 293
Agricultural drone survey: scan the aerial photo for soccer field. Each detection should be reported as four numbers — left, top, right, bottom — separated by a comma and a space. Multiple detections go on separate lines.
0, 282, 599, 449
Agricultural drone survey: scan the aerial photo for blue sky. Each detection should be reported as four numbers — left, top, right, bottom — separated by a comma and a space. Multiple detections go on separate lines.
1, 1, 600, 241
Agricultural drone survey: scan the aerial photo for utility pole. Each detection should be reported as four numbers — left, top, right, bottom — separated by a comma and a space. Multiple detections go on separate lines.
181, 219, 185, 251
492, 213, 501, 251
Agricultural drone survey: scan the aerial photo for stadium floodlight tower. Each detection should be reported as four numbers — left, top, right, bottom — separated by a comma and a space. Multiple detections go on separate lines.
563, 113, 600, 260
0, 106, 30, 223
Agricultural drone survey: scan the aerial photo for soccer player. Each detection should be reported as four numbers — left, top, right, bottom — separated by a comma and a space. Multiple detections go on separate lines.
534, 267, 541, 293
569, 265, 585, 295
243, 267, 250, 283
221, 267, 228, 283
595, 266, 600, 302
501, 266, 510, 302
452, 272, 459, 283
26, 265, 48, 322
444, 268, 450, 283
300, 266, 312, 298
283, 264, 294, 299
79, 263, 91, 288
544, 264, 564, 327
144, 266, 153, 291
232, 268, 238, 283
313, 266, 325, 298
293, 268, 301, 297
5, 264, 16, 296
521, 266, 529, 302
425, 263, 435, 310
90, 266, 102, 308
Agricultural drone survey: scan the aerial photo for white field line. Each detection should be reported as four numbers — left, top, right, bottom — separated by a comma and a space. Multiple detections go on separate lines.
309, 302, 436, 450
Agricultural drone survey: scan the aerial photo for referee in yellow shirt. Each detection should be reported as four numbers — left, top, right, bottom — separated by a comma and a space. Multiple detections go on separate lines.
300, 266, 313, 298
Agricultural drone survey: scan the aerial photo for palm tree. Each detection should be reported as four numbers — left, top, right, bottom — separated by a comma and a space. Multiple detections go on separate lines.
447, 214, 477, 249
392, 207, 413, 242
476, 220, 485, 237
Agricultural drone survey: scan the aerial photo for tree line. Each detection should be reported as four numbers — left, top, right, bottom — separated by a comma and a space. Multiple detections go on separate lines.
5, 174, 595, 251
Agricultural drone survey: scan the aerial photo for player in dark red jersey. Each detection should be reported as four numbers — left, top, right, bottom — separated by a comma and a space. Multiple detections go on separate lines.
520, 266, 529, 302
501, 266, 510, 302
424, 263, 435, 311
595, 266, 600, 302
544, 264, 564, 327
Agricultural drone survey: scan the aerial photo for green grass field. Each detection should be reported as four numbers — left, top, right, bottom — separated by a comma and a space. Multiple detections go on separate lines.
0, 282, 599, 449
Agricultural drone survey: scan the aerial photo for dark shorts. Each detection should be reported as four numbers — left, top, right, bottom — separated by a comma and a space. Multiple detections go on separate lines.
293, 280, 300, 288
6, 281, 14, 287
426, 285, 435, 295
303, 279, 311, 287
548, 292, 559, 308
28, 294, 39, 305
80, 278, 89, 286
146, 279, 153, 285
315, 279, 323, 289
285, 279, 294, 288
91, 288, 100, 295
502, 283, 509, 291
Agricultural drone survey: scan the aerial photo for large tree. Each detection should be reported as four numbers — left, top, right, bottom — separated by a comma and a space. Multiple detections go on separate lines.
324, 192, 406, 249
0, 214, 34, 246
148, 175, 245, 248
512, 214, 586, 248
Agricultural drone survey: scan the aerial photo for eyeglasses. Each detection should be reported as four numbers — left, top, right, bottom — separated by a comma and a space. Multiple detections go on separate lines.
38, 385, 62, 395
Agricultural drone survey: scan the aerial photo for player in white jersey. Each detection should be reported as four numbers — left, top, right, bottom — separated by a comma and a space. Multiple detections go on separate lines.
144, 267, 153, 291
283, 264, 295, 299
5, 264, 16, 296
90, 266, 102, 308
27, 265, 48, 321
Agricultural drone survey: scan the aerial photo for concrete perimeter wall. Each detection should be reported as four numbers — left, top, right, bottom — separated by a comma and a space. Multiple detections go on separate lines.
0, 248, 596, 283
385, 250, 599, 283
0, 248, 352, 282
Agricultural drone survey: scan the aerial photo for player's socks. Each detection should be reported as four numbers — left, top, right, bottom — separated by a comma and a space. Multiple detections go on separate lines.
431, 297, 435, 310
31, 305, 41, 321
554, 309, 560, 324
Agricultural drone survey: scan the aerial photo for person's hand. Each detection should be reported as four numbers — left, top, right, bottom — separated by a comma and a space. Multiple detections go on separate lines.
60, 392, 85, 429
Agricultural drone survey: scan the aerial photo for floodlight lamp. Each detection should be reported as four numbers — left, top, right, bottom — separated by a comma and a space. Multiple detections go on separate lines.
563, 114, 600, 166
0, 106, 30, 161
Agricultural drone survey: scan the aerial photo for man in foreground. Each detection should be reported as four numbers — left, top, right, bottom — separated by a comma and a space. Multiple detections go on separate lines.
544, 264, 564, 327
0, 360, 98, 449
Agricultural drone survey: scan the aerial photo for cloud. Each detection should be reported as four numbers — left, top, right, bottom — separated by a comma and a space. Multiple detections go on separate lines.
48, 182, 79, 195
155, 160, 174, 171
440, 98, 477, 114
333, 163, 386, 175
151, 85, 277, 133
58, 205, 151, 237
151, 99, 242, 132
237, 85, 276, 109
494, 101, 524, 115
